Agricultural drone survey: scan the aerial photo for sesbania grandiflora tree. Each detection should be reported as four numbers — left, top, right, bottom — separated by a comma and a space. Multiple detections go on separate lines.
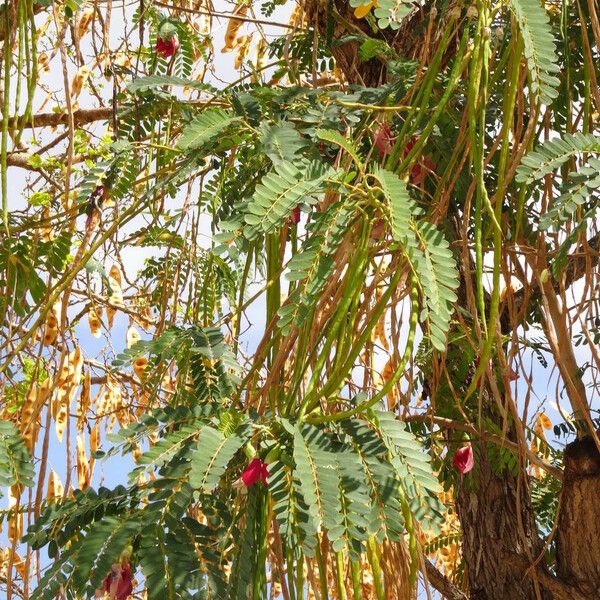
1, 0, 599, 598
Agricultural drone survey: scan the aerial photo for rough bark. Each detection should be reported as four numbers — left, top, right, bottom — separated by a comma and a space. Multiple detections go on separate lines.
455, 444, 551, 600
555, 435, 600, 597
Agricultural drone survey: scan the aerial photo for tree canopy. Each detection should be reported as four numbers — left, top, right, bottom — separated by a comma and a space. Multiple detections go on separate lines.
1, 0, 600, 598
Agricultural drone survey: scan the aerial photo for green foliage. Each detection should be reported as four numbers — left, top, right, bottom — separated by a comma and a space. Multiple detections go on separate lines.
372, 0, 413, 30
260, 121, 309, 168
244, 162, 333, 237
516, 133, 600, 186
278, 199, 355, 333
373, 410, 444, 533
375, 167, 458, 351
508, 0, 560, 105
540, 157, 600, 230
315, 128, 364, 170
188, 421, 253, 492
127, 74, 214, 94
0, 420, 35, 493
283, 417, 441, 557
228, 487, 260, 599
341, 419, 405, 543
178, 109, 242, 151
113, 325, 239, 407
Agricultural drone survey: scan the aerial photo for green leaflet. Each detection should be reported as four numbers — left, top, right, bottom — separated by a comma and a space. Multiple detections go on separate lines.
292, 426, 329, 534
278, 199, 355, 334
372, 0, 412, 30
0, 420, 35, 493
292, 425, 370, 557
373, 410, 444, 534
375, 166, 421, 246
188, 421, 253, 492
178, 109, 242, 151
140, 523, 178, 600
413, 222, 459, 352
129, 421, 203, 483
260, 121, 309, 168
112, 325, 238, 405
228, 486, 259, 599
71, 515, 140, 593
515, 133, 600, 238
270, 458, 318, 556
316, 128, 364, 170
30, 549, 73, 600
244, 161, 332, 236
507, 0, 560, 105
127, 74, 216, 94
375, 167, 458, 351
341, 419, 405, 543
516, 133, 600, 185
540, 157, 600, 230
171, 517, 228, 598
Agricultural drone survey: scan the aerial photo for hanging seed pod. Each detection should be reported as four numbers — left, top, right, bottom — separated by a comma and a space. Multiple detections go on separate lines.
54, 346, 83, 442
54, 396, 68, 442
20, 381, 49, 453
126, 325, 140, 348
254, 37, 266, 75
88, 305, 102, 337
373, 314, 389, 351
90, 422, 101, 454
40, 205, 53, 242
106, 264, 124, 329
42, 304, 60, 346
7, 487, 22, 544
234, 34, 252, 69
46, 469, 64, 502
37, 52, 50, 72
222, 3, 247, 52
70, 65, 90, 99
381, 358, 396, 408
76, 434, 91, 490
76, 369, 91, 431
76, 7, 95, 39
67, 346, 84, 404
133, 356, 148, 381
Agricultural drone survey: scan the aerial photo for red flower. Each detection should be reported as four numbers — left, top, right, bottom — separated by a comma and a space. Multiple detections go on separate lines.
291, 205, 301, 225
241, 458, 269, 487
402, 136, 436, 185
374, 123, 394, 158
95, 561, 133, 600
156, 35, 179, 59
453, 444, 474, 474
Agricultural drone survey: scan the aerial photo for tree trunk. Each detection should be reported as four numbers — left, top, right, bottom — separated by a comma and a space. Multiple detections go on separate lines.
455, 443, 551, 600
555, 435, 600, 597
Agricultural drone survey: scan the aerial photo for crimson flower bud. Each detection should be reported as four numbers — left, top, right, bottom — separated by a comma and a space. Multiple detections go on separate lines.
241, 458, 269, 487
156, 35, 179, 59
291, 205, 301, 225
453, 444, 474, 474
95, 561, 133, 600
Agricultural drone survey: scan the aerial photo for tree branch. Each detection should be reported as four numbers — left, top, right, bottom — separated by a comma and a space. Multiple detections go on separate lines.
7, 106, 113, 130
507, 554, 590, 600
424, 561, 468, 600
6, 152, 39, 170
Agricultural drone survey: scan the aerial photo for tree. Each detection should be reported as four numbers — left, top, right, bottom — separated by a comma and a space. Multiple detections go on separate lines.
1, 0, 599, 598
